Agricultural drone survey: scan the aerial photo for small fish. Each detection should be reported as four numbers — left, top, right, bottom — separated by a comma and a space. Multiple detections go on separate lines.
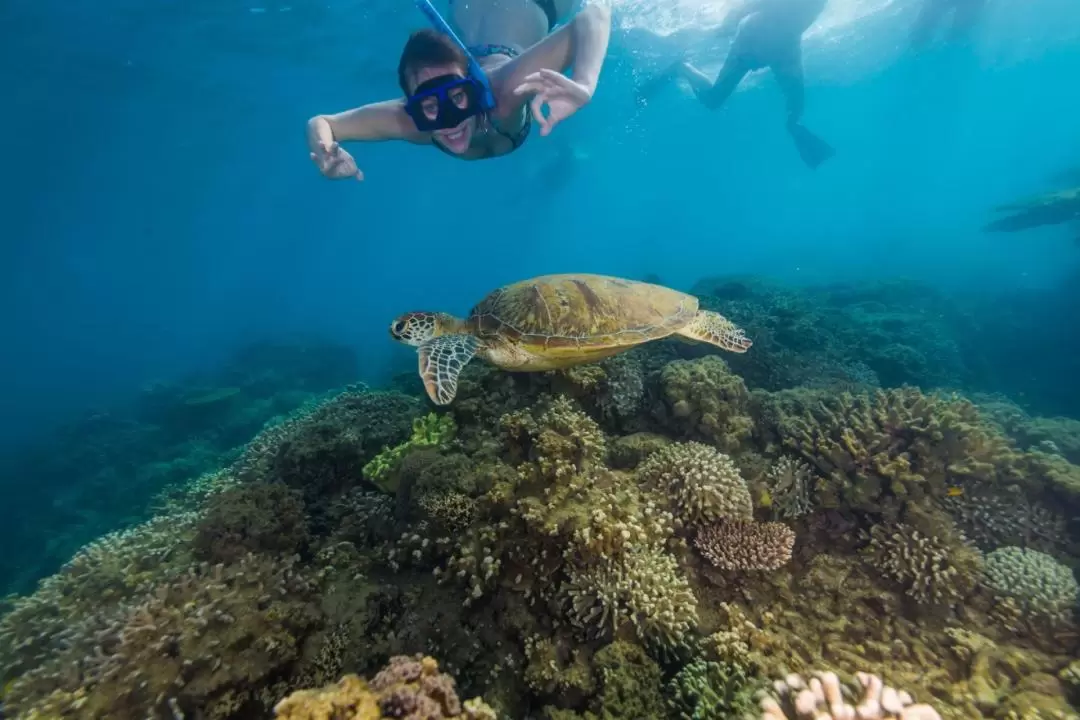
945, 487, 964, 497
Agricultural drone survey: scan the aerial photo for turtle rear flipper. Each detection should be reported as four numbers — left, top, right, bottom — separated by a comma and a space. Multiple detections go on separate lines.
677, 310, 753, 353
418, 334, 480, 405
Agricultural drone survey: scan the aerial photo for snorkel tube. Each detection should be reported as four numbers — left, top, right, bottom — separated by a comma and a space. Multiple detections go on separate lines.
414, 0, 497, 111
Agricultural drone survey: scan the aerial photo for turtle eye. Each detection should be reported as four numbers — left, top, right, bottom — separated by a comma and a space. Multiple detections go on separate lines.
392, 320, 405, 335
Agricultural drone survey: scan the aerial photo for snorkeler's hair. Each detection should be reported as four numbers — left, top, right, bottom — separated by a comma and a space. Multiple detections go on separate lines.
397, 29, 469, 94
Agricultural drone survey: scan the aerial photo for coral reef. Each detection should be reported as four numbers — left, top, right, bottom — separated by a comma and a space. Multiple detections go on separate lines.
5, 286, 1080, 720
760, 671, 942, 720
636, 441, 754, 529
695, 519, 796, 572
982, 547, 1079, 622
274, 654, 497, 719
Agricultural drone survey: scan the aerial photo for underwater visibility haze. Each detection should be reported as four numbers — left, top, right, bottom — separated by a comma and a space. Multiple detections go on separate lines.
2, 0, 1080, 715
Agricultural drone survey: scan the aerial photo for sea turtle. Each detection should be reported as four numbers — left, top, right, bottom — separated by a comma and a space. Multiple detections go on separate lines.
389, 273, 753, 405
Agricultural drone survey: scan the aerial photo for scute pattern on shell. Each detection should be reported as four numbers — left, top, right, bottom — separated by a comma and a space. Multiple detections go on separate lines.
466, 274, 698, 351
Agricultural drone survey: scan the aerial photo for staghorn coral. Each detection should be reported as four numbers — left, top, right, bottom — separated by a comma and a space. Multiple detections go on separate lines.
759, 671, 942, 720
668, 659, 760, 720
637, 441, 753, 530
767, 387, 1021, 512
695, 519, 796, 572
941, 481, 1068, 555
983, 547, 1079, 622
866, 523, 982, 607
0, 513, 199, 686
274, 654, 496, 720
560, 544, 699, 657
654, 356, 755, 453
6, 552, 322, 719
416, 490, 479, 534
764, 456, 815, 519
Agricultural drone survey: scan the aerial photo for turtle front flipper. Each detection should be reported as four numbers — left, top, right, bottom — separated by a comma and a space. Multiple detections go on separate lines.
677, 310, 753, 353
418, 334, 481, 405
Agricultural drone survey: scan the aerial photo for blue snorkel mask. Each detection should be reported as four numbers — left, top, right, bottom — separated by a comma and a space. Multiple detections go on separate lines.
404, 0, 497, 132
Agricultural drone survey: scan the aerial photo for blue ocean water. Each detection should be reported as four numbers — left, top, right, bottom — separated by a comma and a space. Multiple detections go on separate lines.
3, 0, 1079, 453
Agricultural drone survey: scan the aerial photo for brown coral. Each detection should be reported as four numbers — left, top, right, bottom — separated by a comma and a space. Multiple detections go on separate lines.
655, 356, 755, 453
274, 655, 496, 720
767, 387, 1021, 513
695, 519, 796, 571
866, 523, 982, 607
637, 441, 753, 529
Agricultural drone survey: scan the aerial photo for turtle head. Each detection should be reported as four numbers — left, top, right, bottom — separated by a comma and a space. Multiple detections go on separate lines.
390, 312, 444, 346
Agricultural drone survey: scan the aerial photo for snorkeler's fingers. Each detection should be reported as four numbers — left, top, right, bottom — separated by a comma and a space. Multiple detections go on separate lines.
529, 95, 552, 136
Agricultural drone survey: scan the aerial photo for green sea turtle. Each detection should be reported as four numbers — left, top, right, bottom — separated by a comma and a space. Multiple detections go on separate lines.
389, 273, 753, 405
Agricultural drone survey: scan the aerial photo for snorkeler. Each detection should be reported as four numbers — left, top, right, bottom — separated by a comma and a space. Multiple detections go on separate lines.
638, 0, 834, 169
909, 0, 986, 50
307, 0, 611, 178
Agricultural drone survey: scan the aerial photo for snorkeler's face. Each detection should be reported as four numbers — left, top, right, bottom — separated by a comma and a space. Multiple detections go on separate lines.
409, 64, 476, 154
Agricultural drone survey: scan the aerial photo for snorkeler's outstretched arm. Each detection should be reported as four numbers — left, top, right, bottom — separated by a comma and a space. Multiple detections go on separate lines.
306, 100, 430, 180
488, 3, 612, 136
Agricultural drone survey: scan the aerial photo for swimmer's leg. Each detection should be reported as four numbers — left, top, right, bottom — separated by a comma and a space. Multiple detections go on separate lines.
683, 55, 751, 111
773, 53, 834, 169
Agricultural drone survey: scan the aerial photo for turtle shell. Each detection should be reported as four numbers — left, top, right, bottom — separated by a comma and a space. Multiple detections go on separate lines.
465, 273, 697, 353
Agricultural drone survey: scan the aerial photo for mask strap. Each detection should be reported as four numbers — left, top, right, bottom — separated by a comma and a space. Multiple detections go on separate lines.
414, 0, 497, 111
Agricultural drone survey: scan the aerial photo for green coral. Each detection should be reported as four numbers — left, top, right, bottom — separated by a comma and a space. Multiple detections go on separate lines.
667, 659, 760, 720
363, 413, 457, 494
589, 642, 667, 719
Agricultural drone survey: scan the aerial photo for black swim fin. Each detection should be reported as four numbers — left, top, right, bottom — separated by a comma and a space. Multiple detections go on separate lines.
787, 122, 835, 169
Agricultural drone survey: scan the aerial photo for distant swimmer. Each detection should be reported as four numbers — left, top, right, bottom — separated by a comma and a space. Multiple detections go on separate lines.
909, 0, 986, 50
637, 0, 834, 169
306, 0, 611, 179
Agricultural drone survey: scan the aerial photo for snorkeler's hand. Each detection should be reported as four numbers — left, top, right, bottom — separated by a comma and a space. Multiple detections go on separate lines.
512, 69, 593, 137
310, 141, 364, 181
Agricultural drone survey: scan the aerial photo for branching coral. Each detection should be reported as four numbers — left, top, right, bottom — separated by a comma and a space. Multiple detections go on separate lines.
983, 547, 1079, 622
695, 519, 796, 572
941, 482, 1067, 555
765, 456, 816, 519
866, 523, 982, 607
192, 481, 310, 564
6, 552, 322, 719
654, 356, 755, 453
273, 654, 496, 719
560, 544, 699, 657
759, 671, 942, 720
0, 513, 199, 686
234, 387, 423, 498
637, 441, 753, 530
769, 387, 1020, 512
668, 659, 760, 720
